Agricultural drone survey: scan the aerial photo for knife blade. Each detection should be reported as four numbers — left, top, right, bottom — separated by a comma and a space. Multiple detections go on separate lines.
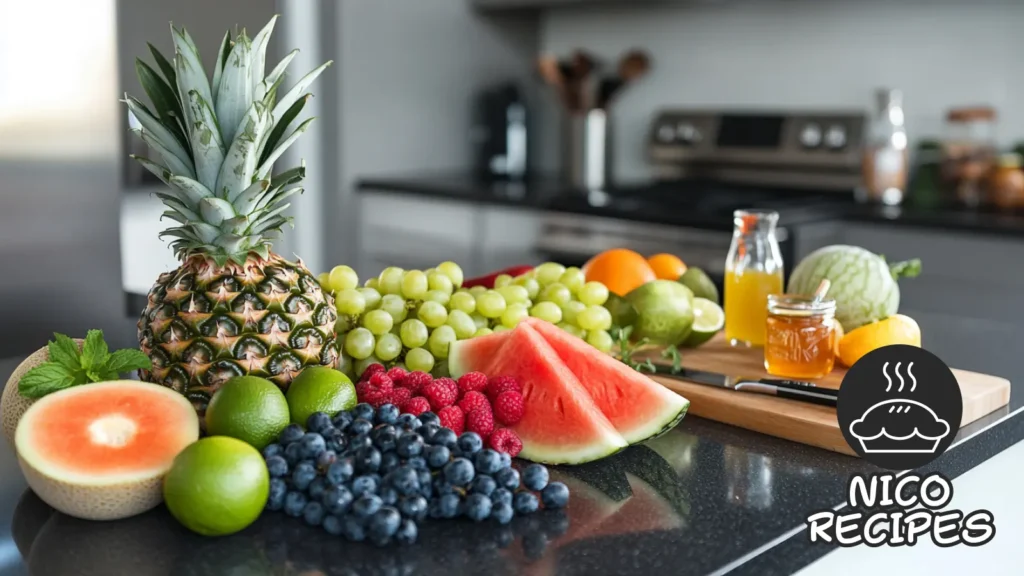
650, 365, 839, 407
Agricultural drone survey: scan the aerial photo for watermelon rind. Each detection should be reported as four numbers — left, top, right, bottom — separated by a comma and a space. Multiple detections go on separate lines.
519, 438, 627, 466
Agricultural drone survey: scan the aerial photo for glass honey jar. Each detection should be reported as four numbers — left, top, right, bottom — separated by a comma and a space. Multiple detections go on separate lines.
764, 295, 837, 379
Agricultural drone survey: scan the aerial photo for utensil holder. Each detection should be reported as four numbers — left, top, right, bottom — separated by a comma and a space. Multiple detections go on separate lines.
564, 109, 611, 190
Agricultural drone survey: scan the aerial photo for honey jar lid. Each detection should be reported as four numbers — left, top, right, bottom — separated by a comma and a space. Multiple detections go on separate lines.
768, 294, 836, 317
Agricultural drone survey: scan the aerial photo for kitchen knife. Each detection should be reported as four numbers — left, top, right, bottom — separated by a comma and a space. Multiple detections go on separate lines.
651, 365, 839, 407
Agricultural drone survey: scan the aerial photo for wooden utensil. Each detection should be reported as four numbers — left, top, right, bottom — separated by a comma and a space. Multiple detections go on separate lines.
537, 55, 569, 110
569, 50, 596, 111
598, 49, 651, 109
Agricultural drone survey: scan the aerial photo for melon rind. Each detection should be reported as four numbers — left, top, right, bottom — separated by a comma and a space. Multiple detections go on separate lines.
15, 380, 200, 521
1, 340, 85, 448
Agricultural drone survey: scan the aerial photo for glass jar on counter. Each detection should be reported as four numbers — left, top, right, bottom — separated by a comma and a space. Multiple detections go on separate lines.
987, 153, 1024, 210
942, 107, 998, 207
724, 210, 784, 348
764, 295, 837, 380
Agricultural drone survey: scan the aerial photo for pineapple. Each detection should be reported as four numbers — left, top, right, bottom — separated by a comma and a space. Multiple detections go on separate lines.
124, 17, 336, 415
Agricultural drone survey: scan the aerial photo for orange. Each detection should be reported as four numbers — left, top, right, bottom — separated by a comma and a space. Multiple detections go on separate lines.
582, 249, 657, 297
838, 314, 921, 368
833, 322, 845, 359
647, 254, 687, 280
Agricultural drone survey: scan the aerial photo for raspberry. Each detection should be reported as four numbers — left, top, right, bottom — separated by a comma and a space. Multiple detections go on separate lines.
466, 408, 495, 439
487, 375, 521, 399
358, 383, 389, 408
434, 377, 459, 398
488, 428, 522, 457
458, 391, 491, 415
361, 363, 386, 381
493, 391, 524, 425
438, 406, 465, 435
403, 396, 431, 416
401, 371, 433, 394
457, 372, 489, 396
367, 372, 394, 391
422, 381, 458, 411
386, 366, 408, 385
390, 386, 412, 409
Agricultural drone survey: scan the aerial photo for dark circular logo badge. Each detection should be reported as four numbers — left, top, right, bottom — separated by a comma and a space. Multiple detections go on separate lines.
838, 345, 962, 470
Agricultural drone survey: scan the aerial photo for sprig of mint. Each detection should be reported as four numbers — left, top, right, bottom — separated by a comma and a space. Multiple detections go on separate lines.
18, 330, 152, 399
611, 326, 656, 373
660, 345, 683, 374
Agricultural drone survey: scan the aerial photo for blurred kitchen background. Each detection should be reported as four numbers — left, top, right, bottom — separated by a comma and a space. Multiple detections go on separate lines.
3, 0, 1024, 384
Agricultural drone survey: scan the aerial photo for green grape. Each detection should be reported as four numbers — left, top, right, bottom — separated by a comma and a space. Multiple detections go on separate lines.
530, 301, 562, 324
380, 294, 409, 323
493, 274, 513, 288
424, 267, 436, 276
427, 271, 454, 295
377, 267, 405, 295
417, 300, 448, 328
496, 285, 529, 305
317, 272, 331, 289
586, 329, 614, 352
362, 309, 394, 336
578, 304, 613, 331
561, 300, 586, 326
428, 325, 457, 359
338, 352, 355, 379
535, 262, 566, 286
437, 261, 464, 288
468, 286, 486, 295
335, 315, 357, 334
365, 277, 379, 289
406, 347, 435, 373
400, 270, 429, 300
400, 319, 429, 348
501, 303, 529, 328
328, 265, 359, 292
471, 313, 489, 330
353, 355, 380, 380
493, 325, 511, 333
345, 327, 376, 360
539, 283, 572, 307
559, 267, 586, 294
476, 290, 507, 319
558, 322, 586, 339
578, 281, 610, 306
446, 309, 476, 339
515, 276, 540, 299
357, 287, 382, 310
375, 333, 403, 361
473, 327, 493, 337
335, 288, 366, 316
423, 290, 451, 306
449, 291, 476, 314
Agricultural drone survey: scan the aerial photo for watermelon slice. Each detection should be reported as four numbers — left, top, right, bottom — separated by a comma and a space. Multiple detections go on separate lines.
524, 318, 689, 444
449, 324, 627, 464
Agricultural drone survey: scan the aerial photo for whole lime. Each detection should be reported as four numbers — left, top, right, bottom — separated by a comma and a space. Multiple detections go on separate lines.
625, 280, 695, 345
285, 366, 356, 426
205, 376, 290, 450
163, 436, 268, 537
679, 267, 719, 305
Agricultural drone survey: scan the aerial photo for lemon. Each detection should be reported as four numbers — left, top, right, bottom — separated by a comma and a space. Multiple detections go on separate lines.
838, 314, 921, 368
680, 298, 724, 347
205, 376, 290, 450
285, 366, 356, 426
163, 436, 268, 537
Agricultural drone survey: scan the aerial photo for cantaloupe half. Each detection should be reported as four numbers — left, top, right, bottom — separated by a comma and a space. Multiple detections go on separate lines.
1, 339, 84, 448
15, 380, 199, 521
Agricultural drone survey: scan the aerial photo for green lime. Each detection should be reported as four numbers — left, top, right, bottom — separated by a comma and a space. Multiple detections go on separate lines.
678, 268, 719, 305
205, 376, 290, 450
681, 297, 724, 347
625, 280, 695, 346
285, 366, 356, 426
604, 292, 638, 329
163, 436, 269, 537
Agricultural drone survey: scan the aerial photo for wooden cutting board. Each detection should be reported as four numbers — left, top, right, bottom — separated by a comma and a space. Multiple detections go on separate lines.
640, 336, 1012, 456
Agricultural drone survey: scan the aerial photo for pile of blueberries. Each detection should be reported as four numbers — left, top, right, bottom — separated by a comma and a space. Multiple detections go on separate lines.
261, 402, 569, 546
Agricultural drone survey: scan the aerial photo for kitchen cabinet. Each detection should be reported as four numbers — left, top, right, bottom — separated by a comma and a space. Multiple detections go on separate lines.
471, 0, 675, 12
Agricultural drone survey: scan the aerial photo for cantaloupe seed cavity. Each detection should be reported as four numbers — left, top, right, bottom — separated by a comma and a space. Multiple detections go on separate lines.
87, 415, 137, 448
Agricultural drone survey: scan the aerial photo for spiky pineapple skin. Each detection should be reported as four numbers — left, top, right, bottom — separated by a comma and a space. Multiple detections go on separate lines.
138, 252, 338, 417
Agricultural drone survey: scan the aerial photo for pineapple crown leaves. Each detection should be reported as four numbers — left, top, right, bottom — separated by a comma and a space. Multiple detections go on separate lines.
18, 331, 152, 399
124, 15, 332, 266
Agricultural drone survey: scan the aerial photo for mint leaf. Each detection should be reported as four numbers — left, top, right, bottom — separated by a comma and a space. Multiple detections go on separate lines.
19, 363, 75, 399
104, 349, 152, 374
80, 330, 109, 371
47, 333, 81, 371
98, 370, 120, 381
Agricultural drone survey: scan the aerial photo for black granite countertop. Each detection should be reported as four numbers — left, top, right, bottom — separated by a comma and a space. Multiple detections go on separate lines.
2, 354, 1021, 576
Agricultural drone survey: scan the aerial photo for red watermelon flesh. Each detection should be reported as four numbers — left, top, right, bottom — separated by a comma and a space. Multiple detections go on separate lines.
449, 323, 627, 464
524, 318, 690, 444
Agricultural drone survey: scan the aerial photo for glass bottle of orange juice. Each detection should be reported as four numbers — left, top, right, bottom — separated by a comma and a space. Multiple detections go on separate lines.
724, 210, 784, 347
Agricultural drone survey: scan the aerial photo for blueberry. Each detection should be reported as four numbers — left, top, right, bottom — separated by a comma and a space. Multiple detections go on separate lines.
386, 466, 420, 496
494, 467, 520, 491
398, 495, 428, 522
491, 501, 514, 524
303, 501, 326, 526
522, 464, 549, 491
323, 514, 343, 536
341, 514, 366, 542
491, 488, 513, 508
419, 411, 441, 427
351, 475, 380, 498
541, 482, 570, 509
370, 425, 398, 452
457, 432, 483, 455
262, 443, 284, 459
368, 506, 401, 543
331, 410, 354, 431
396, 433, 424, 458
324, 428, 348, 453
267, 478, 287, 511
292, 461, 317, 491
463, 493, 492, 522
316, 450, 337, 471
499, 452, 512, 469
308, 477, 327, 501
443, 458, 475, 486
284, 491, 307, 517
283, 442, 303, 465
348, 434, 372, 451
473, 449, 502, 475
307, 411, 333, 434
322, 485, 354, 515
523, 531, 548, 559
470, 474, 497, 496
513, 491, 539, 514
299, 433, 327, 459
429, 494, 461, 519
279, 423, 304, 445
425, 445, 451, 469
353, 403, 375, 421
395, 518, 418, 545
432, 476, 455, 496
349, 418, 373, 437
325, 458, 354, 486
379, 451, 401, 474
376, 404, 400, 425
416, 469, 432, 491
352, 494, 383, 518
354, 446, 382, 474
431, 428, 458, 449
379, 485, 399, 506
265, 455, 289, 478
396, 413, 421, 430
416, 423, 440, 442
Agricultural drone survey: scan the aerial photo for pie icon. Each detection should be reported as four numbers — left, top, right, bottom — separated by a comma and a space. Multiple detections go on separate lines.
848, 398, 951, 454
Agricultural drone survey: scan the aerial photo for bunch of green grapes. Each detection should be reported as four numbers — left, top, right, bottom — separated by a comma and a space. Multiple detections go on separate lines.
317, 261, 612, 380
